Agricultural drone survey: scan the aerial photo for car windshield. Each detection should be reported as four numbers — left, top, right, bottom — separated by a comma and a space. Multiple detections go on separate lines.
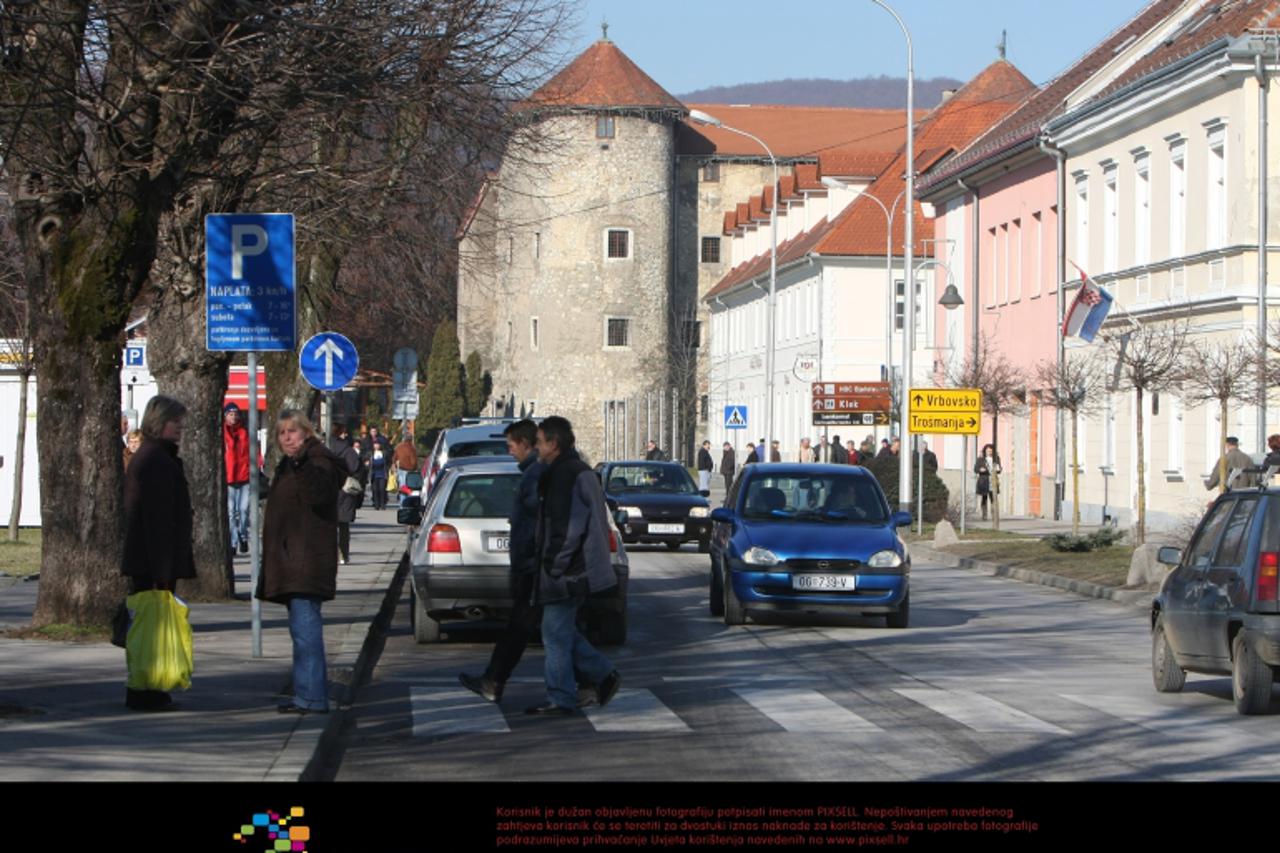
741, 475, 888, 523
444, 474, 520, 518
447, 440, 508, 459
606, 464, 697, 494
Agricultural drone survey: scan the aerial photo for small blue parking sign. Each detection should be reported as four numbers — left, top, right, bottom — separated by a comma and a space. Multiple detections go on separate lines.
206, 213, 295, 352
300, 332, 359, 392
723, 405, 748, 430
124, 344, 146, 368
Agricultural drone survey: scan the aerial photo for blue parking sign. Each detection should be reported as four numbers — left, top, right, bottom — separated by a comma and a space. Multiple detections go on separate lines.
206, 213, 295, 352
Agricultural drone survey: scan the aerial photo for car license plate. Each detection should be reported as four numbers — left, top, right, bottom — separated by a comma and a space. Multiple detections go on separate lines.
792, 574, 855, 591
487, 535, 510, 552
649, 523, 684, 534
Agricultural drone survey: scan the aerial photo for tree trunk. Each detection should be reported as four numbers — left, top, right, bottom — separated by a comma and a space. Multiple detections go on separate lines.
7, 364, 30, 542
1219, 398, 1229, 494
1071, 411, 1080, 536
146, 253, 234, 600
1136, 387, 1146, 546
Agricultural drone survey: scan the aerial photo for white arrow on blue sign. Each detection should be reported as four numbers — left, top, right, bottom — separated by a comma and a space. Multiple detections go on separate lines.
299, 332, 359, 392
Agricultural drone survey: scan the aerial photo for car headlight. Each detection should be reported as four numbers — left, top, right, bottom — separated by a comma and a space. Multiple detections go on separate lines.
867, 550, 903, 568
620, 506, 643, 519
689, 506, 710, 518
743, 546, 782, 566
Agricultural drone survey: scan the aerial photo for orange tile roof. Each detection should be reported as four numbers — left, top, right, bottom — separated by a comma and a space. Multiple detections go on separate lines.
677, 104, 922, 159
705, 219, 831, 301
736, 203, 751, 228
814, 60, 1034, 257
793, 164, 823, 192
779, 174, 798, 201
749, 194, 765, 222
525, 40, 684, 112
820, 150, 898, 177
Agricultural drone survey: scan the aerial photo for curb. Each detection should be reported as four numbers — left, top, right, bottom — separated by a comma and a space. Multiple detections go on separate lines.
267, 542, 410, 782
911, 544, 1155, 611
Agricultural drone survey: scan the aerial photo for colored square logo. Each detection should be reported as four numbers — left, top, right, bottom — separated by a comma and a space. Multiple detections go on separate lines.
275, 840, 292, 852
289, 827, 310, 841
253, 815, 270, 827
290, 808, 305, 818
292, 845, 305, 852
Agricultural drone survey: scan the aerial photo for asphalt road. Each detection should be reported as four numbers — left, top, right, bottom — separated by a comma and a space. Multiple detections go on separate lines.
330, 544, 1280, 782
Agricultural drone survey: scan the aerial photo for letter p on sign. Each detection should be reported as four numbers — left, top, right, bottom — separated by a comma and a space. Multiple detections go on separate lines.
231, 225, 268, 279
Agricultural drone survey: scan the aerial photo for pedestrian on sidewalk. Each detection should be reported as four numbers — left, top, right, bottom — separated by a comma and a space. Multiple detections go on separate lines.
845, 439, 860, 465
975, 443, 1000, 520
798, 438, 815, 463
697, 440, 715, 490
122, 395, 196, 712
366, 438, 389, 510
123, 428, 142, 471
831, 435, 848, 464
720, 442, 736, 492
1206, 435, 1257, 491
526, 416, 621, 716
224, 402, 252, 556
334, 437, 361, 566
261, 410, 347, 715
745, 442, 757, 465
645, 440, 666, 461
393, 431, 418, 494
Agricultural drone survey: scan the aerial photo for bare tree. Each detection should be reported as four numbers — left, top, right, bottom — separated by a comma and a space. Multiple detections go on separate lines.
0, 210, 31, 543
1104, 319, 1188, 545
1180, 337, 1259, 495
946, 333, 1025, 530
1034, 351, 1107, 534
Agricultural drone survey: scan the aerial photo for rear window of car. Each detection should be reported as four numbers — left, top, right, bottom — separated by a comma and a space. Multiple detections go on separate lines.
741, 474, 888, 523
606, 464, 697, 494
444, 475, 519, 518
447, 440, 508, 459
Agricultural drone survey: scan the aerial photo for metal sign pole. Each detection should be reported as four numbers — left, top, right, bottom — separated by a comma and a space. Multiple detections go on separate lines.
961, 439, 968, 535
917, 436, 924, 534
248, 353, 262, 659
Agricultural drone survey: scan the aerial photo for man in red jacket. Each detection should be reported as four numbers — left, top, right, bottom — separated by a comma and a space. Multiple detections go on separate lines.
223, 402, 252, 555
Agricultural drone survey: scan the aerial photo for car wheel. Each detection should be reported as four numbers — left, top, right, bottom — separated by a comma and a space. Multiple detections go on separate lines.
666, 541, 682, 551
1151, 616, 1186, 693
598, 612, 627, 646
709, 556, 724, 617
1233, 632, 1273, 715
411, 584, 441, 644
723, 569, 746, 626
698, 537, 711, 554
885, 592, 909, 629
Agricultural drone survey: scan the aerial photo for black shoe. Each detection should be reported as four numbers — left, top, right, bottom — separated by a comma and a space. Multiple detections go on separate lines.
126, 689, 178, 712
596, 671, 622, 707
239, 541, 249, 555
278, 704, 328, 715
459, 672, 503, 703
575, 686, 597, 708
524, 701, 575, 716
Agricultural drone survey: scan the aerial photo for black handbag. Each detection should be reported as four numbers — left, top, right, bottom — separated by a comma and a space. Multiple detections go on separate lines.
110, 601, 130, 648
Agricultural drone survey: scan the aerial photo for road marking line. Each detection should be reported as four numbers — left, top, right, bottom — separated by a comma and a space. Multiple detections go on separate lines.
1058, 693, 1244, 737
733, 688, 882, 733
662, 675, 824, 683
410, 688, 510, 736
894, 688, 1068, 735
583, 690, 691, 733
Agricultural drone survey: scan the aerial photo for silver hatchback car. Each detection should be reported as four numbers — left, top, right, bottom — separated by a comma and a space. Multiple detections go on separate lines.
405, 458, 630, 645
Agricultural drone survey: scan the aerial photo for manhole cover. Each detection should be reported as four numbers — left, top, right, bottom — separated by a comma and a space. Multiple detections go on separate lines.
0, 702, 45, 718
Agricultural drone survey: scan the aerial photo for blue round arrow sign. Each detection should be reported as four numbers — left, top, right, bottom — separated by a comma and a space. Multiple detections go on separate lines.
299, 332, 359, 392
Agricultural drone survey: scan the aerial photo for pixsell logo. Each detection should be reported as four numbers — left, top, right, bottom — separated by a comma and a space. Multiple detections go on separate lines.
232, 808, 311, 851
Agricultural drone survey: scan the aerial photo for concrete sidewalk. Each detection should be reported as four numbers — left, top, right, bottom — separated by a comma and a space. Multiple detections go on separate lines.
0, 510, 407, 782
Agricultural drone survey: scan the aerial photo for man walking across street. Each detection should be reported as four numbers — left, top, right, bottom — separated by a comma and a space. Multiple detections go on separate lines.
697, 440, 714, 491
223, 402, 251, 555
526, 416, 621, 716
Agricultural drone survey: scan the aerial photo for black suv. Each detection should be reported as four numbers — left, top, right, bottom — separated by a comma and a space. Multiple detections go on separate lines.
1152, 484, 1280, 714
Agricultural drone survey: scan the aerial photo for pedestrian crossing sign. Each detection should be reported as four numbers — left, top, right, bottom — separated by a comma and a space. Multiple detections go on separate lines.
723, 406, 748, 430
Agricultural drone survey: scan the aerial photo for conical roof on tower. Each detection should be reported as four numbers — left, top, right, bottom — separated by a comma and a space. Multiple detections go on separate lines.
525, 38, 685, 114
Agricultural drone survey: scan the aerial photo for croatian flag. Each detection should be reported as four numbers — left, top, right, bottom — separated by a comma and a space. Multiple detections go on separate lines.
1062, 268, 1113, 342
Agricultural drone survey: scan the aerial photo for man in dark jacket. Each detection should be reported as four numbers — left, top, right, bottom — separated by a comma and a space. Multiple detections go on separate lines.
526, 416, 621, 716
459, 420, 547, 704
645, 440, 666, 461
696, 440, 714, 492
831, 434, 848, 464
720, 442, 736, 492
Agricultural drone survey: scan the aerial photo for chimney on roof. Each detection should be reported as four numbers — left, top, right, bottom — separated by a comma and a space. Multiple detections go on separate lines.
940, 89, 957, 102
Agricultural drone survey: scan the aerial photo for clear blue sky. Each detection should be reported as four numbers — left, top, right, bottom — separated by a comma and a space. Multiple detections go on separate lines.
570, 0, 1151, 94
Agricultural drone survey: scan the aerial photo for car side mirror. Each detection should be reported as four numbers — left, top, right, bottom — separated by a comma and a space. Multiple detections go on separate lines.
891, 511, 913, 528
398, 506, 423, 527
699, 490, 711, 498
613, 510, 630, 528
1157, 546, 1181, 566
710, 507, 735, 524
404, 472, 423, 491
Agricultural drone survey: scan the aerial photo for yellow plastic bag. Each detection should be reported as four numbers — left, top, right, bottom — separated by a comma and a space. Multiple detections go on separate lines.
125, 590, 193, 692
387, 468, 398, 493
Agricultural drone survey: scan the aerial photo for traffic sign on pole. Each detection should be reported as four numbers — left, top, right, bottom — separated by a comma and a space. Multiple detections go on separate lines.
300, 332, 359, 392
907, 387, 982, 434
205, 213, 296, 352
723, 405, 748, 430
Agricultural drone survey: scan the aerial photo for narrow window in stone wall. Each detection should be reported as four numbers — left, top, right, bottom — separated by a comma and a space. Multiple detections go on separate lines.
606, 229, 630, 260
530, 317, 539, 352
703, 162, 720, 182
605, 317, 631, 349
534, 231, 541, 260
701, 237, 721, 263
597, 116, 615, 139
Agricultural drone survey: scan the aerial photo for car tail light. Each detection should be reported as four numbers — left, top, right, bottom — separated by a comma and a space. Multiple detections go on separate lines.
609, 530, 618, 553
428, 524, 461, 553
1258, 552, 1279, 602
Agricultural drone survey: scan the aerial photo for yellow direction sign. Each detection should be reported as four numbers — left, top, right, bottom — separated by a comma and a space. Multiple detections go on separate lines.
908, 388, 982, 434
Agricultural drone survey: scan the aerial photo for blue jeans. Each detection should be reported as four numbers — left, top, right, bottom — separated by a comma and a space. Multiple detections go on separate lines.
541, 596, 614, 709
286, 596, 328, 711
228, 482, 250, 548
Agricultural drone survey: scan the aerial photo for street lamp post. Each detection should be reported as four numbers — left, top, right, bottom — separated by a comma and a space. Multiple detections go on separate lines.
690, 109, 778, 466
872, 0, 915, 515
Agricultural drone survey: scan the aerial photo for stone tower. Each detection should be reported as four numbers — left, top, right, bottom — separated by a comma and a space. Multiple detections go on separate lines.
457, 37, 686, 462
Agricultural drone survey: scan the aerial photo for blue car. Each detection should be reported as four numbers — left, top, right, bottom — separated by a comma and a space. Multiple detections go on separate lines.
708, 463, 913, 628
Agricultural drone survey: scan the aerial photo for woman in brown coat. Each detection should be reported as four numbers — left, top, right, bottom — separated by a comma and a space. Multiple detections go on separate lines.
122, 396, 195, 712
260, 410, 347, 714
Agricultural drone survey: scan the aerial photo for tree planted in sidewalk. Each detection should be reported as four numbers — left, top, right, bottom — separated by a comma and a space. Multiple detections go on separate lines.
463, 351, 490, 418
421, 322, 465, 442
1180, 338, 1259, 494
1034, 352, 1107, 534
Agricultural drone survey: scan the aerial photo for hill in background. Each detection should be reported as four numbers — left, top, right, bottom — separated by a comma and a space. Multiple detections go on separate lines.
679, 76, 964, 109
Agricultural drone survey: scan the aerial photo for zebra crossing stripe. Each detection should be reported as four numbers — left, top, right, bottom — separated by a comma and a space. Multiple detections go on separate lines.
1058, 693, 1235, 736
894, 688, 1068, 734
410, 688, 510, 736
584, 690, 691, 732
732, 688, 882, 732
